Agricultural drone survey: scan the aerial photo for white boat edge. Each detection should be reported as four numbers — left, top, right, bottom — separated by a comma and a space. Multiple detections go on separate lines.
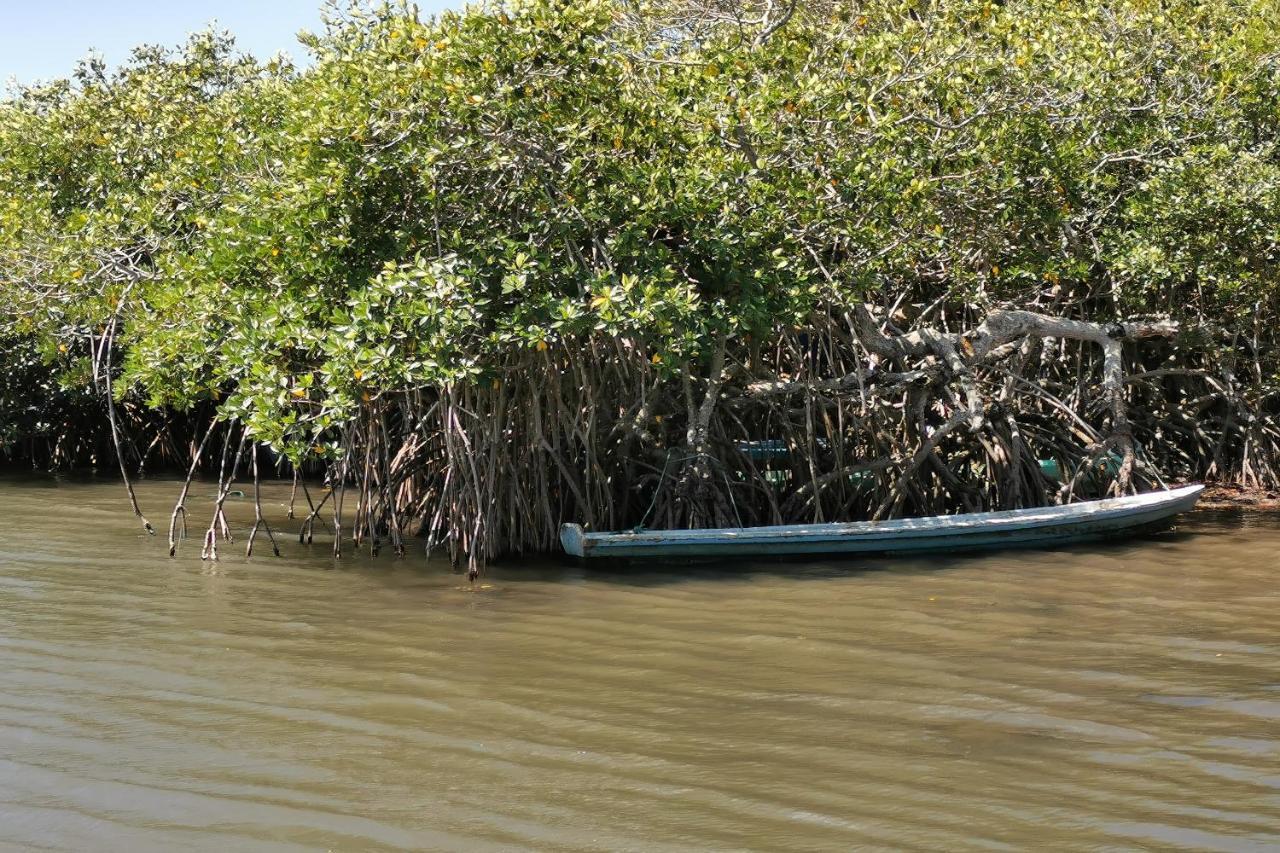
559, 484, 1205, 559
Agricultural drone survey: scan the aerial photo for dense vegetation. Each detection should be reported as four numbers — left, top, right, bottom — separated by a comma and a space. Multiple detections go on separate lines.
3, 0, 1280, 570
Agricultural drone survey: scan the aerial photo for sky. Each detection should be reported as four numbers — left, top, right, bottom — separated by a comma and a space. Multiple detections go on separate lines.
0, 0, 452, 86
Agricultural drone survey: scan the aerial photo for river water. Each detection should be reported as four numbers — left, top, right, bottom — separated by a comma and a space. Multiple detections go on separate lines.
0, 476, 1277, 851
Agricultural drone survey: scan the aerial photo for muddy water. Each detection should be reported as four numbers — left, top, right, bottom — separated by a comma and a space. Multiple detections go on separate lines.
0, 476, 1277, 851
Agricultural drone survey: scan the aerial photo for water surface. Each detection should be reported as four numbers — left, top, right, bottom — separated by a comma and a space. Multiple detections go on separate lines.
1, 477, 1277, 850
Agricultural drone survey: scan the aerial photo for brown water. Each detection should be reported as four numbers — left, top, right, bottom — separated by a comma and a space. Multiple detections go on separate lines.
0, 476, 1277, 851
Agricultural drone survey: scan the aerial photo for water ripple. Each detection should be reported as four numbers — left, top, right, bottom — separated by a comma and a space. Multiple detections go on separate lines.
1, 479, 1278, 850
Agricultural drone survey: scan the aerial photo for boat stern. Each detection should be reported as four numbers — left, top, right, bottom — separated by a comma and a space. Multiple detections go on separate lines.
560, 523, 588, 558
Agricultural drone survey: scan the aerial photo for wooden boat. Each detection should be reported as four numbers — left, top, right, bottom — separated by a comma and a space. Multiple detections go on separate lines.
560, 484, 1204, 559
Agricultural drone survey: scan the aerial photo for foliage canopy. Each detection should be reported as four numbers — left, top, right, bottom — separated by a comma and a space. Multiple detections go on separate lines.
4, 0, 1280, 562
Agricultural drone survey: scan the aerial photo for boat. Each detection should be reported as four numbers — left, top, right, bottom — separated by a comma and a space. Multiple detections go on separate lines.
559, 484, 1204, 559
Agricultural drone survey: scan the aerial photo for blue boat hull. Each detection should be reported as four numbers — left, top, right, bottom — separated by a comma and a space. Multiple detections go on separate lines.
560, 485, 1204, 559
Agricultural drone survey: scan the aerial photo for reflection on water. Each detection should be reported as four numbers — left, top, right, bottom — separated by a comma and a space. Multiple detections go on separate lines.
1, 476, 1278, 851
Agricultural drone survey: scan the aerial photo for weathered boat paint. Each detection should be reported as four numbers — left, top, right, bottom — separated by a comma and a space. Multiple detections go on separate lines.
560, 484, 1204, 559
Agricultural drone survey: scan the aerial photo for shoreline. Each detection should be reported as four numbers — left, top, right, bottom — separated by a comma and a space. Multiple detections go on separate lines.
1195, 483, 1280, 512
